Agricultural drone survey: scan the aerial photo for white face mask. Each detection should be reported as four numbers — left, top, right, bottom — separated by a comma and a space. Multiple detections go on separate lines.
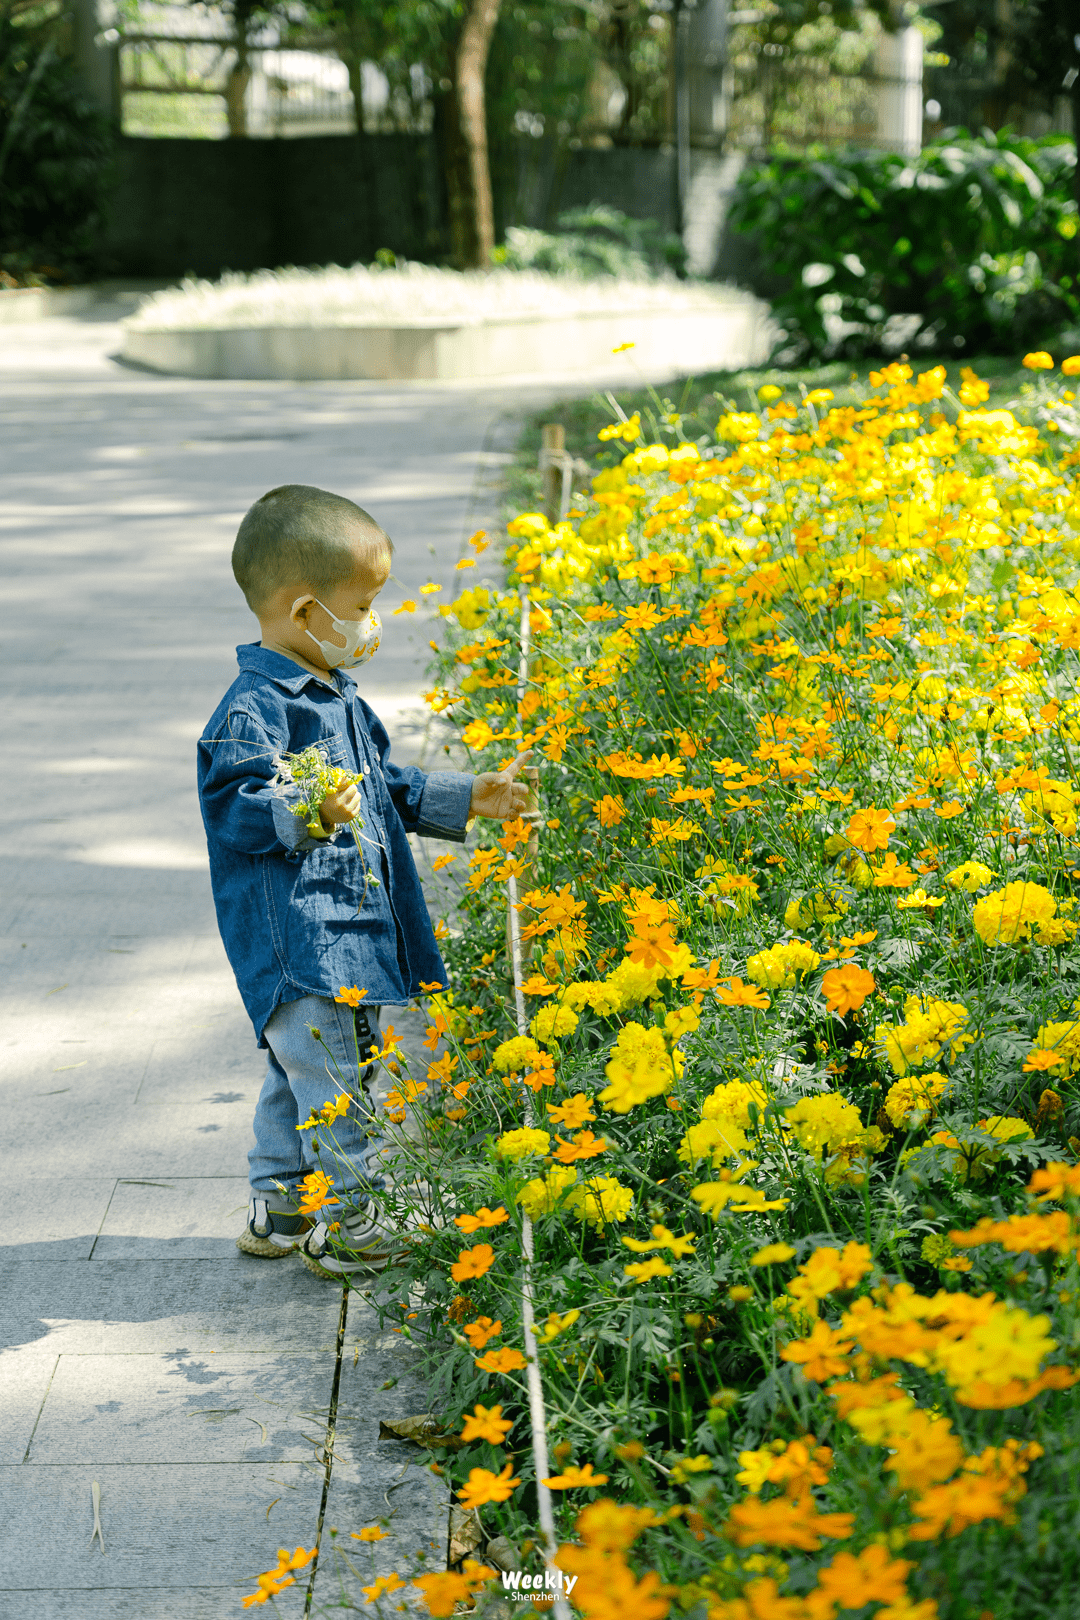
302, 600, 382, 670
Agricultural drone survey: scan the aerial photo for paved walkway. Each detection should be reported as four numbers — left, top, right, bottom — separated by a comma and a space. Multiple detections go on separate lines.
0, 301, 598, 1616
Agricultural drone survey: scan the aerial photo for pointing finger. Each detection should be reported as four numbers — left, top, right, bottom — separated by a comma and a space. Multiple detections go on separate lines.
502, 750, 534, 782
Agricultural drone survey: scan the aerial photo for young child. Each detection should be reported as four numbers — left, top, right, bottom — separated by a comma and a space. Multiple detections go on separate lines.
197, 483, 528, 1279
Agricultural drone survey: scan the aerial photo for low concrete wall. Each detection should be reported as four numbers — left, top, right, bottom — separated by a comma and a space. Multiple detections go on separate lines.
0, 287, 105, 324
122, 297, 773, 381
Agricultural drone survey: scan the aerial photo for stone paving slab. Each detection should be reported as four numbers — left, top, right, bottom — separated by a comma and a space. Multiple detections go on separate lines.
0, 1257, 343, 1356
1, 1181, 116, 1264
0, 1462, 319, 1598
27, 1351, 336, 1466
92, 1178, 255, 1260
0, 1355, 58, 1466
9, 1588, 307, 1620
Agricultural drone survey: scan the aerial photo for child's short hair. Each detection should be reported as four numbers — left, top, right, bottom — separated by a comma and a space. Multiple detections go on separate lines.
233, 484, 393, 614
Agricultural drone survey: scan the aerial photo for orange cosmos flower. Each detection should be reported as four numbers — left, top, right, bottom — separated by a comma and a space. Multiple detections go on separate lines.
460, 1403, 513, 1444
455, 1206, 509, 1233
845, 806, 896, 852
717, 977, 770, 1009
474, 1347, 527, 1373
335, 985, 367, 1006
463, 1316, 502, 1350
455, 1463, 521, 1507
821, 964, 875, 1016
594, 794, 625, 827
450, 1243, 496, 1281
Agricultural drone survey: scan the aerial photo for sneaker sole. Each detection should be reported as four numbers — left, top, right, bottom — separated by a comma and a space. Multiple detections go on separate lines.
236, 1231, 305, 1258
300, 1246, 395, 1280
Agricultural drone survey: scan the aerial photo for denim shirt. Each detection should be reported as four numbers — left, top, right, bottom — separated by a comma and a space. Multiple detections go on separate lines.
197, 644, 473, 1041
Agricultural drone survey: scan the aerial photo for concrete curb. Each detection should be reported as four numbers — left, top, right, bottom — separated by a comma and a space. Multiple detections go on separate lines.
0, 288, 104, 324
121, 297, 775, 381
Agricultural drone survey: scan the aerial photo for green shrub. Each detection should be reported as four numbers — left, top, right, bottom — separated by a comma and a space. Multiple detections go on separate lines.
730, 131, 1079, 361
494, 202, 687, 280
0, 18, 113, 281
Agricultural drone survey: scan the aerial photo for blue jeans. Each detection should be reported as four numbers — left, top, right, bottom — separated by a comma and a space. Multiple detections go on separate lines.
249, 994, 385, 1198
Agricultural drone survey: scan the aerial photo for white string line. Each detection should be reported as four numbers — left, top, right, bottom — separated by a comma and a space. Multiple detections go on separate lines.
506, 585, 571, 1620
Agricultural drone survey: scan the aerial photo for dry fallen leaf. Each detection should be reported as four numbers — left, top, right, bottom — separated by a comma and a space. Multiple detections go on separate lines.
378, 1414, 466, 1451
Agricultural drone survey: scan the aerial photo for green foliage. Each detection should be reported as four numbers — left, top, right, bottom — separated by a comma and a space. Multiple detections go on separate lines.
0, 15, 113, 279
730, 131, 1080, 362
493, 204, 686, 279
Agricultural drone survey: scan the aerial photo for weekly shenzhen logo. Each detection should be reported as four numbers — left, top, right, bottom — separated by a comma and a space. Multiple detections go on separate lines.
501, 1569, 579, 1601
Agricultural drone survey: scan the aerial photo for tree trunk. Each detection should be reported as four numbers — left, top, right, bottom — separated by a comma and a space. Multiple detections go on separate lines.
435, 83, 478, 268
225, 0, 256, 138
345, 53, 365, 134
454, 0, 501, 267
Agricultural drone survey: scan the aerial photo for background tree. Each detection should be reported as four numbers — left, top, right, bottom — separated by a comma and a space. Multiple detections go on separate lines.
0, 0, 113, 280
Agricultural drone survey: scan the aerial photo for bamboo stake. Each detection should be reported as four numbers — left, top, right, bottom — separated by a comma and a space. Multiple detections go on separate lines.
505, 587, 571, 1620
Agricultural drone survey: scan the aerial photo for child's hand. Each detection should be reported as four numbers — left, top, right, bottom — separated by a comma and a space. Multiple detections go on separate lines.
470, 751, 533, 819
319, 774, 361, 829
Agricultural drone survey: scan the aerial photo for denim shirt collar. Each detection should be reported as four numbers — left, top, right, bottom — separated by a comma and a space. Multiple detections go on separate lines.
235, 642, 357, 697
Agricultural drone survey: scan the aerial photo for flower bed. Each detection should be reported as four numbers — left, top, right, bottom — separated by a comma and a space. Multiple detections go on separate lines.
119, 263, 770, 381
252, 355, 1080, 1616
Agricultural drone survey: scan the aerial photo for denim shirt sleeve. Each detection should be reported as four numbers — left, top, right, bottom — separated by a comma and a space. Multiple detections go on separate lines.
358, 698, 474, 843
198, 705, 334, 855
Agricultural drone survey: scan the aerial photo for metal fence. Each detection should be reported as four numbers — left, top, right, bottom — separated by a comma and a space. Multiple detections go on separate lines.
117, 32, 358, 139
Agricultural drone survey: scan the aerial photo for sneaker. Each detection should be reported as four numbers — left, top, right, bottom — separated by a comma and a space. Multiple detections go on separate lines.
237, 1192, 313, 1258
300, 1197, 413, 1279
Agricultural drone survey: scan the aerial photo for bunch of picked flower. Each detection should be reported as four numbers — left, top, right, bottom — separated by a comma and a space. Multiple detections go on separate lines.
274, 744, 379, 906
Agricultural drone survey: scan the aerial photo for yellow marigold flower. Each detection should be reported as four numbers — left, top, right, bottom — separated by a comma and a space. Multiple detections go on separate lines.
785, 1093, 864, 1157
702, 1078, 770, 1128
599, 1022, 679, 1111
565, 1173, 633, 1227
945, 860, 994, 892
678, 1118, 750, 1166
530, 1004, 580, 1043
877, 995, 972, 1077
493, 1035, 543, 1074
516, 1164, 577, 1219
746, 939, 821, 989
884, 1071, 951, 1128
1022, 351, 1054, 369
494, 1128, 550, 1159
972, 880, 1057, 946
